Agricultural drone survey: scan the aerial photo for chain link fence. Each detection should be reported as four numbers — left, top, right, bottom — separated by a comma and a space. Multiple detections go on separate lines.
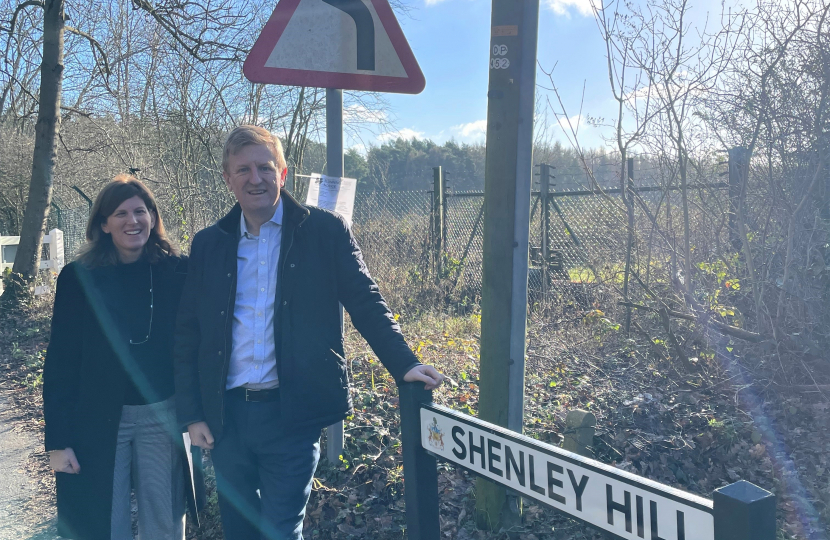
49, 170, 731, 323
299, 167, 733, 319
48, 198, 89, 260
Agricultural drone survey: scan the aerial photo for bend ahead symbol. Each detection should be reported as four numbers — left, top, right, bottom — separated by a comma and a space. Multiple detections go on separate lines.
322, 0, 375, 71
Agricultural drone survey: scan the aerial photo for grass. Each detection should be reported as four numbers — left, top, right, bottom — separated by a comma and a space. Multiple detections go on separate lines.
567, 267, 596, 283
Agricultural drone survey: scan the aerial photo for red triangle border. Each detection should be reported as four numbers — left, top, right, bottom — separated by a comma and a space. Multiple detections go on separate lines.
244, 0, 426, 94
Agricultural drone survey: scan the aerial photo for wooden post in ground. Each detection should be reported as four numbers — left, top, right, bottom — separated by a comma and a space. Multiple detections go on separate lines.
727, 147, 749, 250
47, 228, 64, 272
727, 147, 761, 319
476, 0, 540, 529
562, 410, 595, 457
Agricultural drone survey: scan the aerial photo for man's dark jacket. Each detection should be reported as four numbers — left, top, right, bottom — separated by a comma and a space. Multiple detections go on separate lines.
174, 190, 421, 440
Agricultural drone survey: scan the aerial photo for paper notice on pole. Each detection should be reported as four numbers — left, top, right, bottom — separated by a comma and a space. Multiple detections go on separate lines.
305, 174, 357, 226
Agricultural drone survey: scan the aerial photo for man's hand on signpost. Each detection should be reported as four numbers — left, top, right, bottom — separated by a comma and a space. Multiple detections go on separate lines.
403, 365, 445, 390
188, 421, 215, 450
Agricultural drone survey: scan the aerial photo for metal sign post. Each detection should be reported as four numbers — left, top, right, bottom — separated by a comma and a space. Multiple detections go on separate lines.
326, 88, 346, 463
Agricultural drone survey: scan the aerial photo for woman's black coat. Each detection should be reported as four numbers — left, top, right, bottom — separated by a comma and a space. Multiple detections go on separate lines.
42, 255, 199, 540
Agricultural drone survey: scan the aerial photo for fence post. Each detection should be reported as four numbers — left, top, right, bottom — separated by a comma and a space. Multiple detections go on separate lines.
442, 170, 449, 254
727, 147, 749, 250
539, 164, 548, 297
713, 480, 775, 540
539, 164, 552, 298
562, 410, 595, 457
623, 157, 635, 335
433, 166, 445, 280
48, 228, 64, 272
399, 382, 440, 540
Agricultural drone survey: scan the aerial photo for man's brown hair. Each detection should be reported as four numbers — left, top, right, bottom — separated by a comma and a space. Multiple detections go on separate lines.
222, 125, 287, 173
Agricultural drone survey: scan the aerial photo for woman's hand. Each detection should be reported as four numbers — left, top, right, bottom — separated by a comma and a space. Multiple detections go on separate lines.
49, 448, 81, 474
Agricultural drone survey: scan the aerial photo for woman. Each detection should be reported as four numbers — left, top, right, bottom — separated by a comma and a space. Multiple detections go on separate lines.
43, 174, 196, 540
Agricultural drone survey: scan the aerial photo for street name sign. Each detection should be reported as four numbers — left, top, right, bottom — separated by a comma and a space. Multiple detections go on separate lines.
421, 403, 714, 540
244, 0, 425, 93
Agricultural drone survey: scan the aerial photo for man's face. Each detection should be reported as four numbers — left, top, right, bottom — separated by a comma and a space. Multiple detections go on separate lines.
223, 143, 287, 216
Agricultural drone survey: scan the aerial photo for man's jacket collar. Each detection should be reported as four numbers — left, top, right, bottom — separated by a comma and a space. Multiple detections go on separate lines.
216, 189, 310, 236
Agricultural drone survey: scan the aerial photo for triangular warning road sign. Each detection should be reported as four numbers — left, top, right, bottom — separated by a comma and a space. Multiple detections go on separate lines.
244, 0, 426, 94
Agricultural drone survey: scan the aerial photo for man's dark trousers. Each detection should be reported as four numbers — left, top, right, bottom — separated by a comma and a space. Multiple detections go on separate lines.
211, 392, 322, 540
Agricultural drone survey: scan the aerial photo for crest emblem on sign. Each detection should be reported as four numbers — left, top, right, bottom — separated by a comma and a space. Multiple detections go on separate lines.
427, 417, 444, 450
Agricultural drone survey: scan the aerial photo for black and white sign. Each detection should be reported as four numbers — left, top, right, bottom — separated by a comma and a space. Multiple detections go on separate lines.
420, 404, 714, 540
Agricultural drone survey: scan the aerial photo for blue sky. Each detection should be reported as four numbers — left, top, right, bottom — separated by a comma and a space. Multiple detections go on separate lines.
348, 0, 731, 152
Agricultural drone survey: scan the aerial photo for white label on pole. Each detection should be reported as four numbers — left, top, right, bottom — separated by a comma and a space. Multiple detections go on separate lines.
305, 174, 358, 226
420, 404, 714, 540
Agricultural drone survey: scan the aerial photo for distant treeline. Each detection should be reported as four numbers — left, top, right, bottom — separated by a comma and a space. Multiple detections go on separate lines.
299, 137, 641, 193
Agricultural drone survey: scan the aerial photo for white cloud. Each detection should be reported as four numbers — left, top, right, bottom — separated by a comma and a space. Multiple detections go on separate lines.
623, 86, 653, 106
622, 72, 702, 107
558, 114, 583, 133
347, 143, 369, 156
377, 128, 426, 142
344, 104, 387, 124
452, 119, 487, 139
424, 0, 450, 6
545, 0, 594, 17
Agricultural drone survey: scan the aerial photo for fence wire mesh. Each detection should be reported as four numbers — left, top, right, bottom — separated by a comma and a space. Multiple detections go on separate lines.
51, 173, 730, 322
444, 194, 485, 293
48, 198, 89, 262
304, 178, 732, 318
351, 190, 432, 295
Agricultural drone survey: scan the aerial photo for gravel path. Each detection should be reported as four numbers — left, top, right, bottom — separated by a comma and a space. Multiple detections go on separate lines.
0, 390, 57, 540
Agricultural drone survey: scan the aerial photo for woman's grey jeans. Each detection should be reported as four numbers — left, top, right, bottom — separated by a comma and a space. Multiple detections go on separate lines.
110, 397, 185, 540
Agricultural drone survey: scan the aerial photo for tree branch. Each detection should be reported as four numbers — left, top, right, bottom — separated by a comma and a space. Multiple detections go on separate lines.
6, 1, 44, 38
64, 25, 111, 76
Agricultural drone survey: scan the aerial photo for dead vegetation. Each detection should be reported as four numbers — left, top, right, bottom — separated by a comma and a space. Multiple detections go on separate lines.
1, 276, 829, 539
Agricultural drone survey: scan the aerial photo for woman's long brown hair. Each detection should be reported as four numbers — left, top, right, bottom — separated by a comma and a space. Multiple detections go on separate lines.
75, 174, 178, 267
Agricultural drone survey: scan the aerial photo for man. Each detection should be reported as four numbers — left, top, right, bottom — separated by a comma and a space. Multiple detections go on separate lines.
174, 125, 443, 540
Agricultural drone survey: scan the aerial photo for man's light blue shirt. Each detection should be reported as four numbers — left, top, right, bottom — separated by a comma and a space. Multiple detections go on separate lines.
226, 200, 283, 390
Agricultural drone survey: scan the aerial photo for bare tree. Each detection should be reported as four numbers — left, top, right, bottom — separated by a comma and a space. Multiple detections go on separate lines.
6, 0, 64, 301
1, 0, 256, 302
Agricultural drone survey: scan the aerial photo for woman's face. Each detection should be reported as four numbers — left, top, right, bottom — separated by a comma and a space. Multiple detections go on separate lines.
101, 196, 156, 263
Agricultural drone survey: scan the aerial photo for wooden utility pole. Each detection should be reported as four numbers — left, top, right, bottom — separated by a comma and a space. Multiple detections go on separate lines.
476, 0, 540, 529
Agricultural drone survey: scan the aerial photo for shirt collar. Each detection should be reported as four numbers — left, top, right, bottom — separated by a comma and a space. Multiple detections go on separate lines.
240, 198, 283, 239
